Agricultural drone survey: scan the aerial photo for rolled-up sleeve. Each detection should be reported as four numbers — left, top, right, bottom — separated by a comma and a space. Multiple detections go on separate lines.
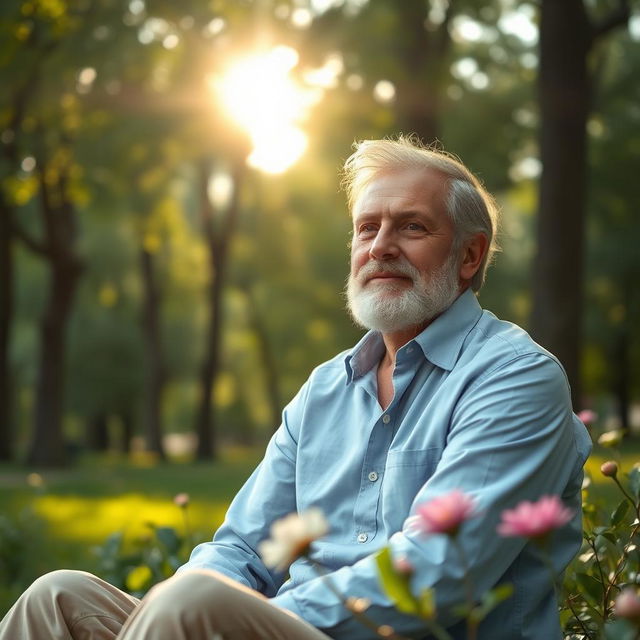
179, 382, 311, 596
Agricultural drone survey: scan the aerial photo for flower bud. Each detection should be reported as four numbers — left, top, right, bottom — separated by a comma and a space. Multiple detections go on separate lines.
615, 588, 640, 621
393, 555, 414, 576
600, 461, 618, 478
577, 409, 598, 426
173, 492, 190, 508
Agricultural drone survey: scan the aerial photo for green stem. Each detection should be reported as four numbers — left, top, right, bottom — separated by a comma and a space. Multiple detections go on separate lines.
586, 535, 608, 617
612, 476, 640, 520
537, 541, 559, 601
450, 537, 477, 640
603, 519, 640, 617
311, 560, 410, 640
565, 594, 595, 640
310, 560, 455, 640
181, 506, 193, 551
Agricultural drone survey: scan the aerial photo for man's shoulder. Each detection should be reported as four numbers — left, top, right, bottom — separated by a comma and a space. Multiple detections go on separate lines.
467, 308, 565, 377
307, 347, 351, 381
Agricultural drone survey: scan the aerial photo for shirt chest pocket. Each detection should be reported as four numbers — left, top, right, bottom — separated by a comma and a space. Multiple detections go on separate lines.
380, 448, 442, 532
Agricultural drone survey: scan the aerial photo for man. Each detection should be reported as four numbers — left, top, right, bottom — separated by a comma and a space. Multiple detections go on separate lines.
0, 136, 591, 639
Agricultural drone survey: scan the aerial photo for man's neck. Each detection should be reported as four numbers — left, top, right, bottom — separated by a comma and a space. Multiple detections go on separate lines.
380, 324, 428, 367
379, 285, 468, 365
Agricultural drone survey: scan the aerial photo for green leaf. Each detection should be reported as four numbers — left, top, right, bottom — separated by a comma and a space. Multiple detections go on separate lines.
611, 500, 630, 527
575, 572, 605, 605
470, 584, 514, 623
374, 547, 419, 616
418, 587, 436, 620
628, 468, 640, 500
155, 527, 181, 554
599, 530, 618, 544
101, 531, 124, 555
604, 618, 637, 640
559, 608, 573, 628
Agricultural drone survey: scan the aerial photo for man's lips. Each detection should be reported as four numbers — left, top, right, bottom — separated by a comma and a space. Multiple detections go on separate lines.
365, 272, 412, 283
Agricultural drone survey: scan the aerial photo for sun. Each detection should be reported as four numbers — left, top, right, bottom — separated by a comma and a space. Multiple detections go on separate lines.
210, 46, 318, 174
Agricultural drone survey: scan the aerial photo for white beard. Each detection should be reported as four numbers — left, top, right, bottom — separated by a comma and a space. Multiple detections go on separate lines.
346, 253, 461, 333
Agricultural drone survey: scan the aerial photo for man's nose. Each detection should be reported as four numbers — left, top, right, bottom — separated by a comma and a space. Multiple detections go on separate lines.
368, 227, 400, 261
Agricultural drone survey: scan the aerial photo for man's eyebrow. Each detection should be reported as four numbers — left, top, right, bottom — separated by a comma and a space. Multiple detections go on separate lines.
353, 209, 439, 223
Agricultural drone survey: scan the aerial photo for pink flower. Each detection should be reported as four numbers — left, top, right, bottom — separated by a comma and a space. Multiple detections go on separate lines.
173, 493, 190, 508
410, 490, 476, 536
577, 409, 598, 425
600, 460, 619, 478
615, 588, 640, 621
498, 495, 574, 539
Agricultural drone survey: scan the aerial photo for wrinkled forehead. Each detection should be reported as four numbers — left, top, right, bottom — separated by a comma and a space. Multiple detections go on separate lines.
351, 167, 451, 219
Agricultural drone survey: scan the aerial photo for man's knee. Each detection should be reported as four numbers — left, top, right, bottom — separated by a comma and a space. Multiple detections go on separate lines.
28, 569, 98, 601
144, 570, 253, 620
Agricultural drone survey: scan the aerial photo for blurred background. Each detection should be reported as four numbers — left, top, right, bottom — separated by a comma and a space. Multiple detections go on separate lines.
0, 0, 639, 614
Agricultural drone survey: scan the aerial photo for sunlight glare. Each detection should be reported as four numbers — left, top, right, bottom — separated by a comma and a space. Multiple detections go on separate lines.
212, 45, 318, 174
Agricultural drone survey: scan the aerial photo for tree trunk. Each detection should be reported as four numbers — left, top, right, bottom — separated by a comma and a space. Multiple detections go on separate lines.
194, 247, 223, 460
531, 0, 591, 407
531, 0, 630, 408
194, 161, 244, 460
393, 0, 451, 144
243, 286, 281, 433
0, 198, 13, 460
613, 329, 630, 434
0, 41, 54, 462
86, 413, 109, 451
27, 248, 82, 466
140, 247, 166, 459
119, 410, 134, 454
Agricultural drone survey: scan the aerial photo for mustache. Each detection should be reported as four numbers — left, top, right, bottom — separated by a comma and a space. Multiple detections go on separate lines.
355, 259, 419, 282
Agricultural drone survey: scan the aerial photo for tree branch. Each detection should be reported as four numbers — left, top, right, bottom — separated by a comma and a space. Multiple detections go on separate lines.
11, 220, 49, 256
591, 0, 630, 42
197, 159, 218, 250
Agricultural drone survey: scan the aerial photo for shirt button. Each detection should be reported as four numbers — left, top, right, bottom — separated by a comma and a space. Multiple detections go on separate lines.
382, 414, 391, 424
357, 533, 369, 543
368, 471, 378, 482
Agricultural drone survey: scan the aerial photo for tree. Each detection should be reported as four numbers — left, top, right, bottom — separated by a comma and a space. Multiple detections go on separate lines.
531, 0, 630, 406
0, 1, 89, 465
0, 4, 61, 460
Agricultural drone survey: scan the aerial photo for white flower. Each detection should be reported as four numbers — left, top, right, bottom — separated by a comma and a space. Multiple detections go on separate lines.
258, 507, 329, 572
597, 429, 624, 447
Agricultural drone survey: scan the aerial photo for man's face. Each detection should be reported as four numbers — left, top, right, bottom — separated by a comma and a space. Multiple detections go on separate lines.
347, 167, 462, 334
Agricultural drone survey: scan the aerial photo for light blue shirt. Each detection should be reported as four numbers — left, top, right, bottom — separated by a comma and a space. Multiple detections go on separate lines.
183, 289, 592, 639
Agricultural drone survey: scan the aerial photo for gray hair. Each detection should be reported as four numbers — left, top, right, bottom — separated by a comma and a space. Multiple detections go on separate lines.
341, 135, 500, 292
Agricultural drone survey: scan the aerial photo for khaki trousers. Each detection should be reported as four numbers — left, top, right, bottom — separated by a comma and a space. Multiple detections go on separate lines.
0, 569, 333, 639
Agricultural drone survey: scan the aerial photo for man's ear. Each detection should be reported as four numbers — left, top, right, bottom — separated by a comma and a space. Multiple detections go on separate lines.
459, 233, 489, 282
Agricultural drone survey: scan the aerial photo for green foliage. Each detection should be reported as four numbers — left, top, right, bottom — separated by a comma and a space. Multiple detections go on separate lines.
94, 523, 189, 597
1, 0, 636, 462
375, 546, 429, 617
561, 459, 640, 639
0, 506, 53, 617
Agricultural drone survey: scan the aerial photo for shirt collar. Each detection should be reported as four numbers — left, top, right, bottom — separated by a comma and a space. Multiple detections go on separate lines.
344, 288, 483, 382
414, 288, 483, 370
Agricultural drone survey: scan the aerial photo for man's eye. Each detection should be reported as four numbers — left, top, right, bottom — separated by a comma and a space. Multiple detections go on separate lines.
405, 222, 425, 231
358, 224, 377, 235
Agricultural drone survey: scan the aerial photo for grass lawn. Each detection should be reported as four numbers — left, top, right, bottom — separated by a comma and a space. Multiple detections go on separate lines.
0, 438, 638, 617
0, 447, 262, 616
